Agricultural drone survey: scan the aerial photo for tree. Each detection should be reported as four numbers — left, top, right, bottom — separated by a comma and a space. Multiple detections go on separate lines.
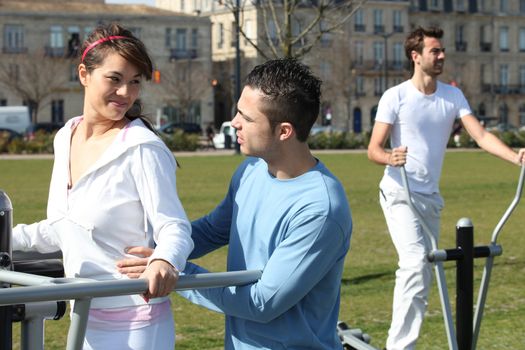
0, 50, 72, 124
224, 0, 368, 59
152, 58, 211, 122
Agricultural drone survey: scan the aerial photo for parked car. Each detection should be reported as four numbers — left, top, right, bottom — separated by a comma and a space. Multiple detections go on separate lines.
157, 121, 203, 135
26, 122, 65, 140
310, 124, 346, 135
0, 106, 31, 135
213, 121, 237, 149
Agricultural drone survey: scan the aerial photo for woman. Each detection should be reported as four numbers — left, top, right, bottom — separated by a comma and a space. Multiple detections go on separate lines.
12, 23, 193, 349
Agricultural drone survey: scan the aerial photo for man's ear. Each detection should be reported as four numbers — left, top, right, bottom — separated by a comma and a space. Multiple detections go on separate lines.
278, 122, 294, 141
78, 64, 88, 86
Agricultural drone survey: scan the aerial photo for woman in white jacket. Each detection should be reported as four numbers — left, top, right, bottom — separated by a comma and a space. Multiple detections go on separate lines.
12, 23, 193, 349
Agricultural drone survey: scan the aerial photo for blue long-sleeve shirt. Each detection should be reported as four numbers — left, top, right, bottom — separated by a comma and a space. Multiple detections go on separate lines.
179, 157, 352, 349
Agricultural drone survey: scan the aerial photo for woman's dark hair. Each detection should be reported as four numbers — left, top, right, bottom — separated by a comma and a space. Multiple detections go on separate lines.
80, 23, 157, 133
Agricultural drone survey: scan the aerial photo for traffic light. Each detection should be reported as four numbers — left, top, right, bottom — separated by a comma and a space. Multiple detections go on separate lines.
153, 70, 161, 84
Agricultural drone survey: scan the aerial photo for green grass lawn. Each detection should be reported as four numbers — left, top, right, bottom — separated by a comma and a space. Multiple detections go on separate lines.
1, 150, 525, 349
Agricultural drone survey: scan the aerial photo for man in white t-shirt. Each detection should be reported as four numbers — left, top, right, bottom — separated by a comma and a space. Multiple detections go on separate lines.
367, 26, 525, 350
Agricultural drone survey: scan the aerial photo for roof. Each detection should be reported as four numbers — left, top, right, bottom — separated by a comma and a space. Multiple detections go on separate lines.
0, 0, 198, 18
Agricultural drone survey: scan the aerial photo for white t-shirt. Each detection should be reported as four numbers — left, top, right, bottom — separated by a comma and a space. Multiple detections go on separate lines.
375, 80, 472, 194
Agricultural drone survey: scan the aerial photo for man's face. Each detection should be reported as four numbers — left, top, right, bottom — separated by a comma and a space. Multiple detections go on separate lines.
231, 86, 280, 159
413, 36, 445, 77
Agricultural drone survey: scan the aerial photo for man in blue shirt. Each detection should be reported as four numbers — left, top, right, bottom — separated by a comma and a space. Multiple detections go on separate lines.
118, 58, 353, 349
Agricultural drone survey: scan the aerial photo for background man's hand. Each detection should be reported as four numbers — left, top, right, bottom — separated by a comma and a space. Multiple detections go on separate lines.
389, 146, 408, 167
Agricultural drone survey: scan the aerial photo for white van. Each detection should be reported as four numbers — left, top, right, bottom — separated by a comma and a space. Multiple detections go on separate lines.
213, 121, 237, 149
0, 106, 31, 135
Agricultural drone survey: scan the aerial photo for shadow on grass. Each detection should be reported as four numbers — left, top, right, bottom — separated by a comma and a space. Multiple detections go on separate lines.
342, 271, 393, 285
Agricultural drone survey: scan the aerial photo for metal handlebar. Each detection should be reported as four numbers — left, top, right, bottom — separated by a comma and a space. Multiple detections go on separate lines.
399, 166, 458, 350
473, 164, 525, 349
0, 269, 262, 350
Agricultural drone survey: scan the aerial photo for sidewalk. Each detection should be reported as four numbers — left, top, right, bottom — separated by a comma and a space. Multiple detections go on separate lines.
0, 148, 482, 160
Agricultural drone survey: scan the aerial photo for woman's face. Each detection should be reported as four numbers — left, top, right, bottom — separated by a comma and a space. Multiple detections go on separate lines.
79, 52, 142, 122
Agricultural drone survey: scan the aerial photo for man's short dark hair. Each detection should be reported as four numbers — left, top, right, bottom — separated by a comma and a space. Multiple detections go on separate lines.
405, 26, 444, 72
244, 58, 321, 142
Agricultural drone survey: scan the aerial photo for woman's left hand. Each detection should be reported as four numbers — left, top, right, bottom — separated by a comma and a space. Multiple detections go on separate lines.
140, 259, 179, 302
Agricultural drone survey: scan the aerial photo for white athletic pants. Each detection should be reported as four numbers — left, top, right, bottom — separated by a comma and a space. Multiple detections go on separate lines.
379, 188, 444, 350
83, 311, 175, 350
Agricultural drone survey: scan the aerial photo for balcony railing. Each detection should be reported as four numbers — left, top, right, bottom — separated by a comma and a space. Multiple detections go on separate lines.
480, 42, 492, 52
170, 48, 198, 60
354, 24, 366, 32
45, 46, 66, 58
374, 25, 385, 34
455, 41, 467, 52
481, 84, 525, 94
351, 59, 405, 72
2, 46, 28, 54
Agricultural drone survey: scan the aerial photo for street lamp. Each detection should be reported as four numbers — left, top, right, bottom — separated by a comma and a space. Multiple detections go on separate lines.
379, 32, 395, 91
233, 0, 242, 154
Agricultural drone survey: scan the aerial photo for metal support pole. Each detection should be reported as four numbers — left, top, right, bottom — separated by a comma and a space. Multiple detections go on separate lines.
455, 218, 473, 350
67, 298, 91, 350
0, 190, 13, 350
20, 301, 66, 350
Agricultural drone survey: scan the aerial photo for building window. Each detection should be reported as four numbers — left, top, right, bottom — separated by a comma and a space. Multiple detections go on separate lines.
520, 28, 525, 52
521, 0, 525, 13
519, 104, 525, 125
456, 0, 465, 11
374, 77, 384, 96
8, 64, 19, 82
4, 24, 25, 53
181, 0, 185, 12
244, 19, 253, 45
51, 100, 64, 124
0, 99, 6, 106
393, 42, 403, 68
520, 65, 525, 92
50, 26, 63, 48
499, 27, 509, 52
429, 0, 440, 10
129, 27, 142, 39
455, 25, 467, 51
176, 28, 187, 51
355, 75, 364, 96
499, 64, 509, 92
165, 28, 172, 47
69, 63, 79, 82
231, 21, 236, 47
67, 27, 80, 58
373, 41, 384, 66
499, 0, 508, 13
191, 28, 198, 48
393, 10, 403, 33
217, 23, 224, 49
354, 9, 365, 32
354, 41, 364, 65
373, 9, 384, 33
480, 25, 492, 52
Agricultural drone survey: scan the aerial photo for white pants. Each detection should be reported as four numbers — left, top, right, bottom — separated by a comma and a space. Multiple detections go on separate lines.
83, 311, 175, 350
379, 188, 444, 350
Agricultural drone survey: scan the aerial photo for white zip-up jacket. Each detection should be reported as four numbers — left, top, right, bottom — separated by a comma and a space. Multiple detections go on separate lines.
13, 117, 194, 308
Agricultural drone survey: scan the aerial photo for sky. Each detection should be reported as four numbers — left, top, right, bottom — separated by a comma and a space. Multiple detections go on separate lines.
106, 0, 156, 6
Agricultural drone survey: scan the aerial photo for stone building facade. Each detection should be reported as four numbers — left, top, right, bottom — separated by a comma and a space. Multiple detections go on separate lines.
0, 0, 213, 128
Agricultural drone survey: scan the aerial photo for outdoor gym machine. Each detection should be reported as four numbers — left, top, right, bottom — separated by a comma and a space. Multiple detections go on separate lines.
0, 190, 262, 350
400, 164, 525, 350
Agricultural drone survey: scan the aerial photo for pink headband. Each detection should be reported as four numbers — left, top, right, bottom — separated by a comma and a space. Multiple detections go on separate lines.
81, 35, 127, 62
